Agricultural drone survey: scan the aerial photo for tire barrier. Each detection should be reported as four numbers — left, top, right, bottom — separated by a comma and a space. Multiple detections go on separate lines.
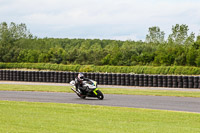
91, 73, 95, 81
130, 74, 134, 86
1, 70, 200, 89
108, 73, 112, 85
121, 74, 125, 86
158, 75, 163, 87
162, 76, 167, 87
167, 75, 172, 88
46, 71, 50, 82
62, 72, 66, 83
103, 73, 108, 85
134, 74, 139, 86
66, 72, 70, 83
139, 74, 144, 87
143, 75, 148, 87
183, 76, 188, 88
148, 75, 153, 87
116, 74, 121, 85
99, 73, 103, 85
112, 73, 116, 85
194, 76, 199, 88
94, 73, 99, 83
3, 70, 7, 80
153, 75, 158, 87
172, 76, 178, 88
125, 74, 130, 86
188, 76, 194, 88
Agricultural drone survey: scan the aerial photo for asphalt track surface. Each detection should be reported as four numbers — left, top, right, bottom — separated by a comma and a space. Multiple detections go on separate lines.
1, 90, 200, 113
1, 81, 200, 113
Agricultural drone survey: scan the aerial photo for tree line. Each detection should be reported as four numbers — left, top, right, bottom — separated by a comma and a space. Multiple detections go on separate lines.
0, 22, 200, 66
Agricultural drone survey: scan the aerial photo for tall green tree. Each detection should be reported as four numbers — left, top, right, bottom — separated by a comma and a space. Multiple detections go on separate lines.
168, 24, 194, 45
145, 26, 165, 43
186, 48, 197, 66
0, 22, 33, 62
0, 22, 32, 43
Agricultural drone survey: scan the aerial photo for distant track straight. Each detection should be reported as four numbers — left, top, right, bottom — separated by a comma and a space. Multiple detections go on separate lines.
1, 81, 200, 92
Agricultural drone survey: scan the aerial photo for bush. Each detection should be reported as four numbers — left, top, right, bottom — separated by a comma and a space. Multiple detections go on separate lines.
1, 63, 200, 75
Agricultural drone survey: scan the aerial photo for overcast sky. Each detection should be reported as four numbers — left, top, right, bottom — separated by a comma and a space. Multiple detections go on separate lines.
0, 0, 200, 41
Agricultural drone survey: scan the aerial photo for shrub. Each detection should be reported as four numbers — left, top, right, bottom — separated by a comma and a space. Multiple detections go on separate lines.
1, 63, 200, 75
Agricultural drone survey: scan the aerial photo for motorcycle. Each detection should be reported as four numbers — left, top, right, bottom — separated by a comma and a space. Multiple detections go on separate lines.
70, 79, 104, 100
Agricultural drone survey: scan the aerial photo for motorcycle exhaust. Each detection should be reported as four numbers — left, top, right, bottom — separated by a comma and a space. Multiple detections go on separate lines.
71, 88, 81, 96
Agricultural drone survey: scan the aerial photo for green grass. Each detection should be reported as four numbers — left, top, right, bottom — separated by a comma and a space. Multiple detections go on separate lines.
0, 84, 68, 92
0, 100, 200, 133
101, 88, 200, 97
1, 84, 200, 97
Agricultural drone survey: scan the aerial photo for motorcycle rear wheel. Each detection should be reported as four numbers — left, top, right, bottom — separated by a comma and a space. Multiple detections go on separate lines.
80, 95, 86, 99
96, 90, 104, 100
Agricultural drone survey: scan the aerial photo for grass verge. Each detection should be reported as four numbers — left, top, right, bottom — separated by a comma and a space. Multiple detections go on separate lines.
1, 84, 200, 97
0, 100, 200, 133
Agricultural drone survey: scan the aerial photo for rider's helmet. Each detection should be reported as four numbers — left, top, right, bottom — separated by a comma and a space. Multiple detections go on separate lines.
78, 73, 85, 81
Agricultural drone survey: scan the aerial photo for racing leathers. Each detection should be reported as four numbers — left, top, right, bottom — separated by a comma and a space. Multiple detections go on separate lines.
75, 77, 90, 95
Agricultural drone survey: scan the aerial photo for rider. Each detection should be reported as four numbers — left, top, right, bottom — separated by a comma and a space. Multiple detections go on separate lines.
75, 73, 90, 95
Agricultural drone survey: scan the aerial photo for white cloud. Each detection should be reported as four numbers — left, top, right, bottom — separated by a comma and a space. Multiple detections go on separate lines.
0, 0, 200, 40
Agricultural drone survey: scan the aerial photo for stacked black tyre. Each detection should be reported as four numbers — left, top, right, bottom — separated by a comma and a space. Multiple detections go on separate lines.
134, 74, 139, 86
12, 71, 17, 81
167, 76, 172, 88
158, 75, 163, 87
95, 73, 99, 84
70, 72, 75, 82
2, 70, 6, 80
183, 76, 188, 88
0, 70, 2, 80
130, 74, 134, 86
188, 76, 194, 88
162, 76, 167, 87
194, 76, 199, 88
24, 71, 28, 81
121, 74, 125, 86
99, 73, 103, 85
139, 75, 144, 87
148, 75, 153, 87
46, 72, 50, 82
49, 72, 54, 82
103, 73, 108, 85
87, 73, 91, 79
9, 70, 13, 81
6, 70, 10, 81
143, 75, 148, 87
172, 76, 178, 88
177, 76, 183, 88
112, 74, 116, 85
57, 72, 62, 83
116, 74, 121, 85
91, 73, 95, 81
66, 72, 70, 83
125, 74, 130, 86
108, 74, 112, 85
153, 75, 158, 87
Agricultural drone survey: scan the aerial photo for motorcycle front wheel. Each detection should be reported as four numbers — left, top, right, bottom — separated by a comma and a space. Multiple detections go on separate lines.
96, 90, 104, 100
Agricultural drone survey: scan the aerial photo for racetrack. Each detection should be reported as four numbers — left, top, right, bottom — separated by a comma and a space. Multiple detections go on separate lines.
1, 90, 200, 113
